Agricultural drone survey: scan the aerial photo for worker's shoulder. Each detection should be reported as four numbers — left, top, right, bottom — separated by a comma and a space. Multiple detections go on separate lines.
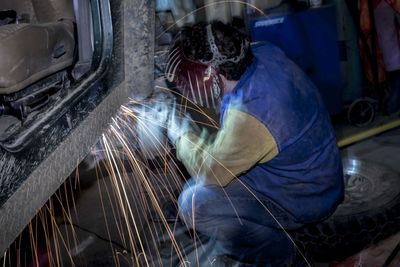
251, 41, 286, 58
250, 42, 294, 74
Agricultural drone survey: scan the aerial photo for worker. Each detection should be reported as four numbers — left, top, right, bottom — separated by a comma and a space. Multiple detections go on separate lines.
165, 21, 344, 266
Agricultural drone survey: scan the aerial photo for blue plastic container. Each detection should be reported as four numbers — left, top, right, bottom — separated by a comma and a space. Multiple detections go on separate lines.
250, 5, 343, 115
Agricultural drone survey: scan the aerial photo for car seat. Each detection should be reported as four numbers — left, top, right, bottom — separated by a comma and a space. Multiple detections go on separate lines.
0, 0, 75, 95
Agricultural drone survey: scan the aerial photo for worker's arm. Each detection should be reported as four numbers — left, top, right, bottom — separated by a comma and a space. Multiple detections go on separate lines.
176, 108, 279, 186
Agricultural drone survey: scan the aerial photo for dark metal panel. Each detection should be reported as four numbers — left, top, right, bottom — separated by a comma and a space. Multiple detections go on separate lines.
0, 0, 154, 255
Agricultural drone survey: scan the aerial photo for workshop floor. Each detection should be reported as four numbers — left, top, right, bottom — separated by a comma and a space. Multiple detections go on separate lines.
49, 115, 400, 267
318, 114, 400, 266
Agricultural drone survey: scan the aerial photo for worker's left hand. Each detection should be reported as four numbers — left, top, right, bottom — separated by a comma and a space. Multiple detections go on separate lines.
167, 104, 194, 145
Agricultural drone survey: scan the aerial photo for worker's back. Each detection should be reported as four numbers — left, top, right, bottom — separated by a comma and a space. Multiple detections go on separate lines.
220, 42, 344, 224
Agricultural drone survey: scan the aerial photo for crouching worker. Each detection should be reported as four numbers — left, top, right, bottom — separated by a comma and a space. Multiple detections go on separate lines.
165, 21, 344, 266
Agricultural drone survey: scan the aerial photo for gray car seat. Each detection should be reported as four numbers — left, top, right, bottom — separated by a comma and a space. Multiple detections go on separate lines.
0, 0, 75, 94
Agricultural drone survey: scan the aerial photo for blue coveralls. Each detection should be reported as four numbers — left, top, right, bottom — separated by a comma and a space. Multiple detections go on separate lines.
178, 43, 344, 266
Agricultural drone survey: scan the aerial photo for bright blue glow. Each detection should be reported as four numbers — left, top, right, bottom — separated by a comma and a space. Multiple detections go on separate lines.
156, 0, 170, 11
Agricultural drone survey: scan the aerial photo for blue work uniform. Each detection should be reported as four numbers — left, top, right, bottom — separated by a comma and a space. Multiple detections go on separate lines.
176, 42, 344, 265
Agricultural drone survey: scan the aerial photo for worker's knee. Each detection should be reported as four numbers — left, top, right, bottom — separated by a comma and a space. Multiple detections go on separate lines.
177, 181, 211, 228
177, 180, 249, 239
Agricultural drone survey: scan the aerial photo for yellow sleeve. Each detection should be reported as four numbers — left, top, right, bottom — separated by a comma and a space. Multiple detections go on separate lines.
176, 108, 279, 186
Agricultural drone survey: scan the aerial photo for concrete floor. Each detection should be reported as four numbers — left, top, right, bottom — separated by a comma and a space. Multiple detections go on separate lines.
14, 114, 400, 267
328, 115, 400, 267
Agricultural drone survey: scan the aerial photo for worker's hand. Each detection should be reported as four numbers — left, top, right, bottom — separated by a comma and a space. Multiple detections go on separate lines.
167, 104, 194, 145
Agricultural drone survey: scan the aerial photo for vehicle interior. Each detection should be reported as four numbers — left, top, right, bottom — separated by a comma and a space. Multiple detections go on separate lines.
0, 0, 96, 151
0, 0, 75, 96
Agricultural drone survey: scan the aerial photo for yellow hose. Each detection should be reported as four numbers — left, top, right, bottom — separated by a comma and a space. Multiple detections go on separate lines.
338, 119, 400, 148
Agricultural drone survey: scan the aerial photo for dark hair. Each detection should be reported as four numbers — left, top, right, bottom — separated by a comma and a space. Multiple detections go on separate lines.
180, 21, 253, 81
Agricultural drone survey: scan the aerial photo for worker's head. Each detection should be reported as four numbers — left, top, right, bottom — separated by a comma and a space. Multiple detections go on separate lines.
165, 21, 253, 109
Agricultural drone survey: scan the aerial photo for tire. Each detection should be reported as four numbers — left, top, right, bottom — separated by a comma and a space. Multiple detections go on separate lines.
294, 158, 400, 262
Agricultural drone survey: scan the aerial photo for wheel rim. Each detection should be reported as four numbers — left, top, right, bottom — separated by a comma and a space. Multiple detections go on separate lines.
347, 99, 375, 127
334, 158, 400, 216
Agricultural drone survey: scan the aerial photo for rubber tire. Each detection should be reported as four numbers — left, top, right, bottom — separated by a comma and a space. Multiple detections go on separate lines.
294, 172, 400, 262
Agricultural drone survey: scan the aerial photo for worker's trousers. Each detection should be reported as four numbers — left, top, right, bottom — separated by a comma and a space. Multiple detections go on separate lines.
178, 178, 307, 266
